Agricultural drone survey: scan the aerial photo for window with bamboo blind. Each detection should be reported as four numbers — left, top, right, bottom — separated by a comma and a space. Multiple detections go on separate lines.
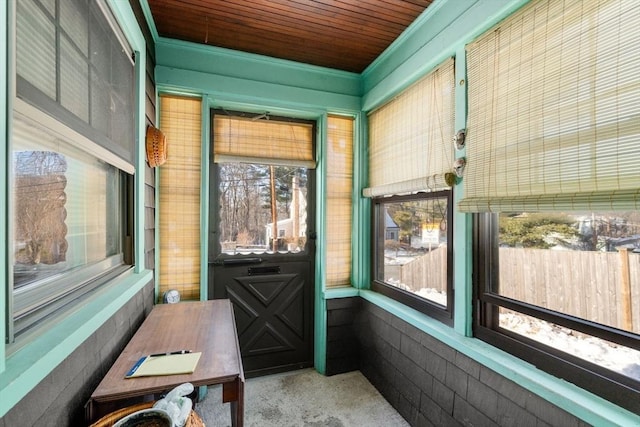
366, 58, 456, 324
467, 0, 640, 412
325, 116, 353, 288
460, 0, 640, 213
211, 111, 315, 254
364, 57, 455, 198
158, 95, 202, 301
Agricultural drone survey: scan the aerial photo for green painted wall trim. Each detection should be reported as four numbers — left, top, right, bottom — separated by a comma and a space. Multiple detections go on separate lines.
156, 38, 361, 98
138, 0, 159, 41
314, 114, 328, 375
359, 290, 640, 427
0, 0, 9, 375
199, 96, 210, 301
452, 47, 472, 337
351, 113, 370, 289
156, 66, 361, 113
0, 270, 152, 418
323, 287, 359, 299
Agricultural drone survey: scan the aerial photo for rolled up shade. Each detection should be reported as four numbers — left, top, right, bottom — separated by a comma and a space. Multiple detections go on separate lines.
326, 115, 354, 288
459, 0, 640, 213
213, 113, 316, 168
364, 58, 455, 198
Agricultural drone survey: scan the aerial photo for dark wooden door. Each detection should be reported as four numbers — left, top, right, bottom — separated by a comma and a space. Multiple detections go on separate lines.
208, 110, 316, 376
209, 258, 314, 376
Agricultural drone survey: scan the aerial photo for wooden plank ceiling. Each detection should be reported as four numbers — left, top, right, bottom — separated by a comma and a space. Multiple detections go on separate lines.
147, 0, 433, 73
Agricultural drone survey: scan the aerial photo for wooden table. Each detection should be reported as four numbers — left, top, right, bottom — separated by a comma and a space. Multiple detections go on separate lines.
88, 300, 244, 426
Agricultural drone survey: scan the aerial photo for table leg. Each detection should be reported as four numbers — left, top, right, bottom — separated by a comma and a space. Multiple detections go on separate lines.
228, 377, 244, 427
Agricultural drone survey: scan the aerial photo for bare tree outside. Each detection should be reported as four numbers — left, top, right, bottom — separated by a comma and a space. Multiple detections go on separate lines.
14, 151, 68, 272
218, 163, 308, 253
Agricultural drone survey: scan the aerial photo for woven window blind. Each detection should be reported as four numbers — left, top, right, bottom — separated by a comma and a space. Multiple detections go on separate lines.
213, 115, 315, 168
325, 116, 353, 288
158, 95, 202, 301
460, 0, 640, 212
364, 58, 455, 197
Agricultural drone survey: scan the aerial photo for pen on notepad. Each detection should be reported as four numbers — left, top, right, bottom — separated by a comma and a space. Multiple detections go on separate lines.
149, 350, 192, 357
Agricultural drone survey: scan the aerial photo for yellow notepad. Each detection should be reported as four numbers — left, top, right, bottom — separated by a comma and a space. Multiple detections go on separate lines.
125, 352, 202, 378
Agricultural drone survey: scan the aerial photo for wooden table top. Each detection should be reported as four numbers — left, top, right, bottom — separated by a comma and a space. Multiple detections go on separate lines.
91, 299, 243, 402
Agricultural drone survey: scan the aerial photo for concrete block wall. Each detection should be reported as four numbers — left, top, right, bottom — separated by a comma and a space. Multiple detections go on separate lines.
0, 281, 154, 427
355, 299, 591, 427
326, 298, 361, 376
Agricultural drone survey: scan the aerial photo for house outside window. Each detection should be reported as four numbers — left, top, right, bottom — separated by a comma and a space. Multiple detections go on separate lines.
461, 0, 640, 412
365, 58, 455, 323
10, 0, 135, 341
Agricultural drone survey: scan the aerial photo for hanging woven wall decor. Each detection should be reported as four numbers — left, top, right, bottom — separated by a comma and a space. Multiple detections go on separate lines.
145, 125, 167, 167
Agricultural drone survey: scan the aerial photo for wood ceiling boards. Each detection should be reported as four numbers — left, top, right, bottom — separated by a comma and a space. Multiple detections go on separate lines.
147, 0, 433, 73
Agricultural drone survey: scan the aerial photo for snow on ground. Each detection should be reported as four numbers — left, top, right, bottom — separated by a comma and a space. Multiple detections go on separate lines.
394, 283, 640, 382
500, 312, 640, 381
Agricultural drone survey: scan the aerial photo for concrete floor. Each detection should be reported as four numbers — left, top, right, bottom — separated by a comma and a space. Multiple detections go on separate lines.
196, 369, 409, 427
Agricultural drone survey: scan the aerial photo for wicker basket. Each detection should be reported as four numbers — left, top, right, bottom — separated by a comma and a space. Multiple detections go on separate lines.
90, 401, 205, 427
145, 125, 167, 168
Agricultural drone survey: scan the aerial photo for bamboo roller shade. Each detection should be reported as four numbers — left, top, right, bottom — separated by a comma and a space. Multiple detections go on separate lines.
158, 95, 202, 301
325, 115, 353, 288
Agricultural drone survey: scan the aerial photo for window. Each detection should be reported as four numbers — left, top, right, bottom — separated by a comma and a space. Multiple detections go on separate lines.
462, 0, 640, 412
372, 192, 453, 323
365, 58, 455, 322
212, 110, 315, 255
10, 0, 135, 341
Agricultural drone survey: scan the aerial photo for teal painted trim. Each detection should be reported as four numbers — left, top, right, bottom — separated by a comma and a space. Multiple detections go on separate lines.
200, 96, 210, 301
314, 114, 328, 375
324, 287, 359, 299
0, 270, 153, 418
134, 50, 147, 274
156, 66, 361, 113
107, 0, 145, 54
1, 0, 10, 373
156, 38, 361, 98
351, 112, 371, 289
314, 297, 327, 376
452, 47, 472, 337
359, 290, 640, 426
138, 0, 159, 42
362, 0, 530, 112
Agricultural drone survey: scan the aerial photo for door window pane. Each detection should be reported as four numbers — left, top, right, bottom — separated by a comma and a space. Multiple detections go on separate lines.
218, 163, 309, 254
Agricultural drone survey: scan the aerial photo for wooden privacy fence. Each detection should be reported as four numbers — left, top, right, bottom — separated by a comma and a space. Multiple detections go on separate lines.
398, 246, 640, 333
398, 246, 448, 293
498, 247, 640, 334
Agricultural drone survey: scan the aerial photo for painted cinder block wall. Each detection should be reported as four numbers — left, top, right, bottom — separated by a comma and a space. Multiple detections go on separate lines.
325, 298, 589, 426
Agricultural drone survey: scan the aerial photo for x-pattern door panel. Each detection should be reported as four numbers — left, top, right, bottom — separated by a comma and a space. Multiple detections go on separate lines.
211, 261, 313, 376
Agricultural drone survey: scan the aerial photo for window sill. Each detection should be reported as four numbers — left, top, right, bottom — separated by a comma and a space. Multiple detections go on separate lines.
359, 289, 640, 426
0, 269, 153, 418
